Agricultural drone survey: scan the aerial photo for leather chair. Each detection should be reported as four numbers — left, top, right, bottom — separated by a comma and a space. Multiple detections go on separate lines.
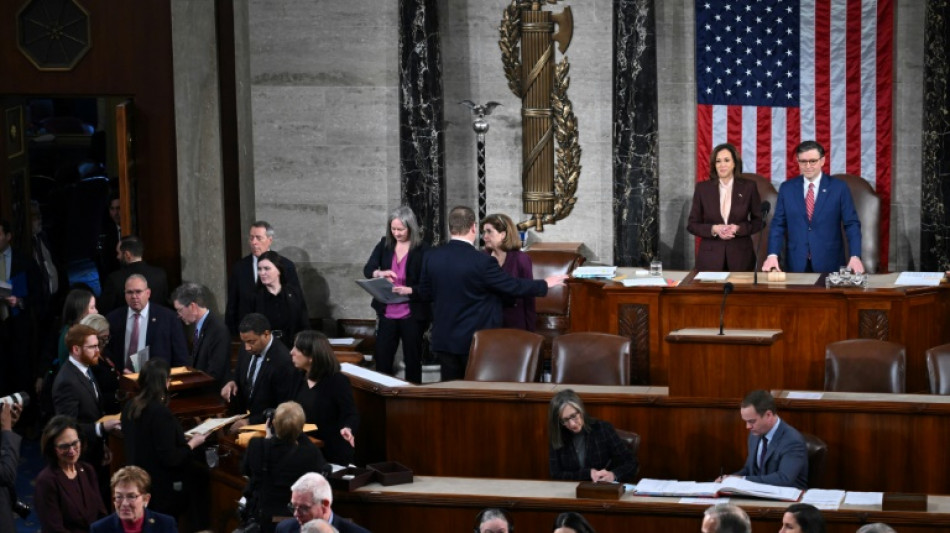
739, 173, 778, 271
833, 174, 881, 273
614, 428, 641, 478
550, 332, 632, 385
802, 432, 828, 488
926, 343, 950, 395
464, 328, 544, 382
824, 339, 906, 393
526, 250, 586, 358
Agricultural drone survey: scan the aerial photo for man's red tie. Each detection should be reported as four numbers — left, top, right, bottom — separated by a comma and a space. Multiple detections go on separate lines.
805, 183, 815, 222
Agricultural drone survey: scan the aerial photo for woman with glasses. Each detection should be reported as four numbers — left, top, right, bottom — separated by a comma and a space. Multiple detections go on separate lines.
548, 389, 638, 483
90, 465, 177, 532
481, 213, 536, 331
34, 415, 107, 532
121, 359, 207, 521
687, 143, 764, 272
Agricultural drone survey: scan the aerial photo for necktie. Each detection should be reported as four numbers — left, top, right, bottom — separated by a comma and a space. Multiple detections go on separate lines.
86, 368, 99, 399
247, 354, 262, 396
758, 436, 769, 472
192, 326, 201, 359
126, 313, 141, 370
805, 183, 815, 222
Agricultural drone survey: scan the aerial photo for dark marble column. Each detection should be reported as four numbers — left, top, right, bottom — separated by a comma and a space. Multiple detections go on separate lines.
399, 0, 446, 245
922, 1, 950, 270
612, 0, 659, 267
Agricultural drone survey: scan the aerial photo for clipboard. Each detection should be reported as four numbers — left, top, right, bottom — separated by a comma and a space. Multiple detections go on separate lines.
356, 278, 409, 304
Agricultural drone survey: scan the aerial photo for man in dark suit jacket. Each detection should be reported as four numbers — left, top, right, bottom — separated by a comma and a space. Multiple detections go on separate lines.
99, 235, 170, 314
762, 140, 864, 274
726, 389, 808, 489
275, 472, 371, 533
105, 274, 188, 372
171, 282, 230, 386
417, 206, 566, 381
0, 402, 23, 533
225, 221, 300, 335
0, 219, 42, 396
220, 313, 295, 430
52, 325, 121, 483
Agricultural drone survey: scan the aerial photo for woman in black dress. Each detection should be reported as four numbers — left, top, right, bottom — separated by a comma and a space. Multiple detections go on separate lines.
254, 250, 309, 349
290, 330, 360, 465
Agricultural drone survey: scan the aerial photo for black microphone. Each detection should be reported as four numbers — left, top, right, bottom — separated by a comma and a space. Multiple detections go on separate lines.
718, 282, 734, 336
753, 201, 772, 285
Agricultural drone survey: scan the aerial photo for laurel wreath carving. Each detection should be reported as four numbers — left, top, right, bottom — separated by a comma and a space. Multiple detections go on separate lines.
499, 0, 524, 98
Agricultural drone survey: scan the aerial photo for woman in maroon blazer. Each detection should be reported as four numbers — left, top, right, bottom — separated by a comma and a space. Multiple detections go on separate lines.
33, 415, 108, 533
687, 143, 764, 271
482, 213, 537, 331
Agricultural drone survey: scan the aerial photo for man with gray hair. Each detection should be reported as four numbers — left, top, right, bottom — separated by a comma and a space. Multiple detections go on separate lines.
105, 274, 188, 371
226, 221, 300, 335
171, 282, 230, 385
857, 524, 897, 533
701, 503, 751, 533
300, 519, 339, 533
275, 472, 371, 533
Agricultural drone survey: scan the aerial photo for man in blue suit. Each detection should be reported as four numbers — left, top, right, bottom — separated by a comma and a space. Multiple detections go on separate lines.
722, 389, 808, 489
761, 140, 864, 273
415, 206, 567, 381
106, 274, 189, 372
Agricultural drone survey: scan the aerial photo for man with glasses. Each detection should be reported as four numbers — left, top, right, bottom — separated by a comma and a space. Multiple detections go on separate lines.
105, 274, 188, 372
52, 324, 121, 501
276, 472, 371, 533
171, 282, 230, 386
761, 140, 864, 274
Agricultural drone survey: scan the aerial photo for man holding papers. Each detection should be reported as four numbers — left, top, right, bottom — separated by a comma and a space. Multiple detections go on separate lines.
724, 390, 808, 489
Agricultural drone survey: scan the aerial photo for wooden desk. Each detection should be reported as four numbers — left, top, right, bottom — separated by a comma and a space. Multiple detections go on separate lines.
333, 476, 950, 533
349, 377, 950, 494
568, 272, 950, 392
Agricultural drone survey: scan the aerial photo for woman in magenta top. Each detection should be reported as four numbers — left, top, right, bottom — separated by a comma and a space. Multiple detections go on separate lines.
362, 206, 430, 383
482, 213, 537, 331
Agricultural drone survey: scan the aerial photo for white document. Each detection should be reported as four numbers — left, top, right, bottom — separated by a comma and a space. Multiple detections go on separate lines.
329, 337, 356, 346
843, 491, 884, 506
894, 272, 944, 286
185, 413, 246, 437
129, 347, 150, 373
679, 497, 730, 505
717, 477, 803, 501
572, 266, 618, 279
786, 391, 824, 400
341, 362, 410, 387
801, 489, 846, 510
621, 278, 669, 287
694, 272, 731, 281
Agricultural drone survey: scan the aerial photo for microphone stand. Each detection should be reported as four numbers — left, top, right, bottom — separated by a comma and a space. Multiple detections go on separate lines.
718, 282, 734, 336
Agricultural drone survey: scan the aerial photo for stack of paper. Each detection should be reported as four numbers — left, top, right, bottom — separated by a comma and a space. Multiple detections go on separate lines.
635, 477, 802, 501
572, 266, 618, 279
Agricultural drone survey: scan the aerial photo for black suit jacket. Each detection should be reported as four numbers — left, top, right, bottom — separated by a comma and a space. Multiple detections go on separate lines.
228, 338, 296, 424
686, 177, 763, 271
419, 239, 548, 355
99, 261, 170, 314
105, 304, 189, 371
226, 254, 300, 334
191, 310, 231, 386
52, 361, 107, 464
362, 238, 431, 321
90, 509, 178, 533
242, 435, 328, 529
276, 514, 372, 533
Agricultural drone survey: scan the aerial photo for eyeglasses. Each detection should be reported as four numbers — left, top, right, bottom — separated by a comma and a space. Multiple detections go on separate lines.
560, 411, 582, 426
82, 344, 100, 351
99, 336, 111, 347
288, 502, 315, 514
55, 440, 81, 452
797, 158, 822, 166
114, 493, 142, 503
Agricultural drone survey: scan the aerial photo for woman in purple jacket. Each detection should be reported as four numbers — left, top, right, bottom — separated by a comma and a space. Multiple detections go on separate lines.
482, 213, 536, 331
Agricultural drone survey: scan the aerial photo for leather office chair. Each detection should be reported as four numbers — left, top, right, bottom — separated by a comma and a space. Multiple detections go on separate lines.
550, 332, 632, 385
526, 250, 586, 359
801, 432, 828, 488
464, 328, 544, 382
740, 173, 778, 271
926, 344, 950, 395
833, 174, 881, 273
614, 428, 641, 478
824, 339, 906, 393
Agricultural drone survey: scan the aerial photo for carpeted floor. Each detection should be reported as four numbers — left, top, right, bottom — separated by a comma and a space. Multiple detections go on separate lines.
13, 436, 43, 533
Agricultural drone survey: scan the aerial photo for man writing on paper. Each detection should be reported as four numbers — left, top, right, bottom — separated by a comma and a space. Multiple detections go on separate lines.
718, 389, 808, 489
761, 140, 864, 274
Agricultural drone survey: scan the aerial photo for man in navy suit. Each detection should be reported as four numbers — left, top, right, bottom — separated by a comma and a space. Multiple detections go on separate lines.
275, 472, 371, 533
415, 206, 567, 381
762, 140, 864, 274
721, 389, 808, 489
106, 274, 189, 372
171, 282, 230, 386
225, 221, 300, 335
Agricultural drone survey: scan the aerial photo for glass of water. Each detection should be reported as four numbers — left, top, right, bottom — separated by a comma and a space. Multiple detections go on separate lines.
650, 259, 663, 277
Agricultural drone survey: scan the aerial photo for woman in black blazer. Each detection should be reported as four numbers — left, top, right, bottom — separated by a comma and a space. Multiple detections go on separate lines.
242, 401, 327, 533
254, 250, 309, 350
120, 359, 207, 520
362, 205, 430, 383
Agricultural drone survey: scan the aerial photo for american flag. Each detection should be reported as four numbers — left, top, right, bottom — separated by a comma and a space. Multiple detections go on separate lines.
695, 0, 893, 269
